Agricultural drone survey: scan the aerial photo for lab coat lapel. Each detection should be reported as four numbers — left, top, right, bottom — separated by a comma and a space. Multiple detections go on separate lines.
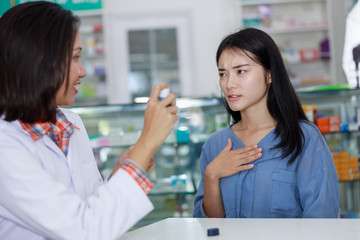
42, 136, 67, 161
41, 136, 79, 194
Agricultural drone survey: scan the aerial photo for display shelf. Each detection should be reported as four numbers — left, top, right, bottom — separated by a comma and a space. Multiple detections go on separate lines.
297, 87, 360, 216
71, 97, 107, 107
241, 0, 325, 6
150, 174, 196, 196
261, 23, 328, 34
320, 130, 360, 135
239, 0, 332, 88
89, 138, 208, 151
285, 58, 330, 65
74, 10, 107, 106
297, 86, 360, 104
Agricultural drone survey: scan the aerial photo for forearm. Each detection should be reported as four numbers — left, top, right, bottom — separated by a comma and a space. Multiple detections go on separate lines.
203, 169, 225, 217
128, 137, 157, 171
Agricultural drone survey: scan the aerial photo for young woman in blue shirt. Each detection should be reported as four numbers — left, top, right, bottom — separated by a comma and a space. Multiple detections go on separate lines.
193, 28, 339, 218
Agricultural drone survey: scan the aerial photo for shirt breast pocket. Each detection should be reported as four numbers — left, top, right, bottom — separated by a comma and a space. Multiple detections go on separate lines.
271, 169, 301, 217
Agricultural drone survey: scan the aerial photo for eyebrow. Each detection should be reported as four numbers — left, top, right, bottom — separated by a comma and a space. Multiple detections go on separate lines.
73, 47, 82, 51
218, 64, 250, 71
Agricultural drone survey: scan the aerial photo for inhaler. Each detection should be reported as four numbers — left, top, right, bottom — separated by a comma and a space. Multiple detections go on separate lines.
159, 88, 170, 101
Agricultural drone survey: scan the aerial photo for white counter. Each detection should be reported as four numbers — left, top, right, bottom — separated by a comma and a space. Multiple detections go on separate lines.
119, 218, 360, 240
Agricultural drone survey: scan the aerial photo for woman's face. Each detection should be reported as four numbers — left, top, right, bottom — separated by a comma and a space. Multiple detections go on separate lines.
55, 31, 86, 106
218, 48, 271, 113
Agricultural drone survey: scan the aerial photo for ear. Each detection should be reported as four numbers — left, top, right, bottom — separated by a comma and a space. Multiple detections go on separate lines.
266, 71, 272, 84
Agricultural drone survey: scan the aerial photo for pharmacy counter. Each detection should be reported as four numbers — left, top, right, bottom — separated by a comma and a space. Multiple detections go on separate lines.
119, 218, 360, 240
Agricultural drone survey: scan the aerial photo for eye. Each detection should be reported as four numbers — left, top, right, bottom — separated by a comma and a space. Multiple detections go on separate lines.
218, 72, 227, 78
237, 69, 246, 74
73, 49, 83, 60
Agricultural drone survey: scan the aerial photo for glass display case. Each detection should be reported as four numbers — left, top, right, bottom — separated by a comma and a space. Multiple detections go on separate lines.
68, 97, 228, 226
297, 86, 360, 217
69, 88, 360, 223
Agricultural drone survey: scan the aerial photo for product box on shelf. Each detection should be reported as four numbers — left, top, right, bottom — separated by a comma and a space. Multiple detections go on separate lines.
332, 151, 360, 181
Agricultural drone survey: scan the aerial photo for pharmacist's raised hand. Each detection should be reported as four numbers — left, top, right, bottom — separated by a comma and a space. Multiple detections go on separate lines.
129, 83, 179, 171
205, 139, 262, 180
118, 146, 134, 165
109, 143, 156, 177
142, 83, 178, 147
146, 157, 156, 172
109, 146, 133, 178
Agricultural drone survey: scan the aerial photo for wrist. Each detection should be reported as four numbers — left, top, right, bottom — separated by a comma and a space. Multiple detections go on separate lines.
128, 139, 157, 172
205, 165, 220, 182
125, 158, 146, 173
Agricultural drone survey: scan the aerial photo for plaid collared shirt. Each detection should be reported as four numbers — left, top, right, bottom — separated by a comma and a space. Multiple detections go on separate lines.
121, 160, 154, 194
20, 108, 153, 194
19, 108, 78, 157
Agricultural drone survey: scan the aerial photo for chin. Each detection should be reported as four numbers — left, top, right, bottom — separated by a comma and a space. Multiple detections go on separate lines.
66, 101, 75, 106
57, 100, 74, 106
227, 103, 242, 111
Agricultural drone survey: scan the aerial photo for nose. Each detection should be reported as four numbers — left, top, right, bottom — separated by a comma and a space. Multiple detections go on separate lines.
226, 73, 237, 90
78, 60, 87, 78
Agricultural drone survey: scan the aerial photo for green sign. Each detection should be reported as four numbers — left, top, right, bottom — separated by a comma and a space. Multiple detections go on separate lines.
15, 1, 71, 9
0, 1, 11, 16
69, 0, 102, 11
16, 0, 101, 11
1, 0, 102, 15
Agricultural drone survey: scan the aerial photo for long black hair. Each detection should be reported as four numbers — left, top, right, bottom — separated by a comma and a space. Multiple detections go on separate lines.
0, 1, 80, 123
216, 28, 308, 165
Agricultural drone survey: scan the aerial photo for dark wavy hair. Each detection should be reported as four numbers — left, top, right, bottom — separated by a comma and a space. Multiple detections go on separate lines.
216, 28, 308, 165
0, 1, 80, 123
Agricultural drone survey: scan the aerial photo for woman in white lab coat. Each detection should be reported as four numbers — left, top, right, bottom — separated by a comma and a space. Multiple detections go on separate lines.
0, 2, 178, 239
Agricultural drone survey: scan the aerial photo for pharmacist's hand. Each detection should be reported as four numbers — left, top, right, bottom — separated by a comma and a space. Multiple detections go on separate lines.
129, 83, 179, 171
109, 146, 133, 178
205, 139, 262, 180
110, 146, 155, 176
146, 158, 156, 172
141, 82, 178, 147
118, 146, 134, 165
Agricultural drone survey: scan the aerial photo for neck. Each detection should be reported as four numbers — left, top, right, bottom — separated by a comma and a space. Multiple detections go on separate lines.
237, 109, 276, 131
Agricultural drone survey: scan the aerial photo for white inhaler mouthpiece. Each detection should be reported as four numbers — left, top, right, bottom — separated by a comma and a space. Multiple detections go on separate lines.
159, 88, 170, 100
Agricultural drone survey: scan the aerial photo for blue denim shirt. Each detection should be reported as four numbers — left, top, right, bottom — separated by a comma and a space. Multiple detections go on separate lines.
193, 121, 339, 218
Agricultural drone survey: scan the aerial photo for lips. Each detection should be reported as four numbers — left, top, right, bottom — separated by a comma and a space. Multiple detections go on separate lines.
227, 94, 242, 101
74, 82, 80, 94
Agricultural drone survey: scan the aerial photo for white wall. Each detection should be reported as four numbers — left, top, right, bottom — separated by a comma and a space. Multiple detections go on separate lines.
328, 0, 347, 84
103, 0, 240, 100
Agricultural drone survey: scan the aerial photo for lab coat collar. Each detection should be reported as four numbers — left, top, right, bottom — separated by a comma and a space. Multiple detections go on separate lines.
11, 120, 69, 162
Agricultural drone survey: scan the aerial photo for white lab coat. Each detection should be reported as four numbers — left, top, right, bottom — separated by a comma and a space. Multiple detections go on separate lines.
343, 2, 360, 87
0, 108, 153, 240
